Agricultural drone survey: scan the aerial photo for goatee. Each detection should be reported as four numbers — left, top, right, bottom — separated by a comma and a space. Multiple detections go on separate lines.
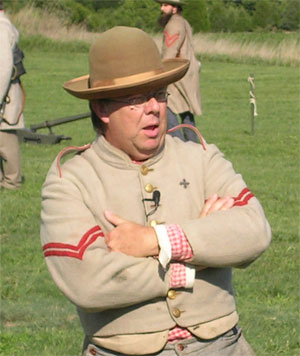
158, 12, 173, 28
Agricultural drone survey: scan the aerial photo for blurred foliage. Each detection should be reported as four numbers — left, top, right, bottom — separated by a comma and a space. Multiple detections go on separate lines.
3, 0, 300, 32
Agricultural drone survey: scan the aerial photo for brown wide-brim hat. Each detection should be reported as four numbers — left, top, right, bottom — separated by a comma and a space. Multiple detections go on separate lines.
63, 26, 189, 100
155, 0, 186, 6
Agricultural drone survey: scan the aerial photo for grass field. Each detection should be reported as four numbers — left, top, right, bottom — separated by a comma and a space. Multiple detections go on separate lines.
0, 40, 299, 356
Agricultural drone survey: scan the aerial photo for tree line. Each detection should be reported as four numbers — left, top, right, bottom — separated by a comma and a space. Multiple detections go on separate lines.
5, 0, 300, 33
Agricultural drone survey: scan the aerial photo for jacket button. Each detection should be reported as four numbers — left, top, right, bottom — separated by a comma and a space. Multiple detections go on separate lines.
150, 220, 157, 227
141, 165, 153, 175
89, 347, 97, 356
145, 183, 155, 193
172, 308, 181, 318
177, 344, 184, 351
168, 290, 176, 299
150, 220, 165, 227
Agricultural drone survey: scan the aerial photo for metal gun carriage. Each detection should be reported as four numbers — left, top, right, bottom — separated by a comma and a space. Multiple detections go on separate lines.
17, 112, 90, 144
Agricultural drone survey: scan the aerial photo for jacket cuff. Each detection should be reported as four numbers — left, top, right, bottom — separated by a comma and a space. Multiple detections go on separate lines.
153, 224, 172, 269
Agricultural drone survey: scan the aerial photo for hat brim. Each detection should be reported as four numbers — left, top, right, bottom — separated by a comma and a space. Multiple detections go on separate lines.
155, 0, 186, 6
63, 59, 189, 100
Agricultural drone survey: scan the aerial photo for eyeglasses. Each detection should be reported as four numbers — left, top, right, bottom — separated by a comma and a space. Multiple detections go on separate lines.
109, 90, 169, 109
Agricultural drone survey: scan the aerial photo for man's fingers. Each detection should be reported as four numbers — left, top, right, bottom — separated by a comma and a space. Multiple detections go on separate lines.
104, 210, 127, 226
207, 196, 233, 214
200, 195, 234, 218
200, 194, 218, 218
220, 197, 234, 211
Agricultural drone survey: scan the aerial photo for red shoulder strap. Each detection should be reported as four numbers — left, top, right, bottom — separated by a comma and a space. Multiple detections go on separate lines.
167, 124, 207, 150
56, 144, 91, 178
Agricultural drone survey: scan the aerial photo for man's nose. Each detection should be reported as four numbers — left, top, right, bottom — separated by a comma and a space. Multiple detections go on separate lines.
144, 97, 160, 114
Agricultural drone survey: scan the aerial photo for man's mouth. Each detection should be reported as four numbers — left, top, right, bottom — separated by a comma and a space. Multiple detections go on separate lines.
143, 125, 159, 138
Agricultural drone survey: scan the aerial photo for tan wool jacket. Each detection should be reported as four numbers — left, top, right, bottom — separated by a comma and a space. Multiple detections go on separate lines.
162, 14, 202, 115
0, 12, 24, 130
40, 135, 271, 354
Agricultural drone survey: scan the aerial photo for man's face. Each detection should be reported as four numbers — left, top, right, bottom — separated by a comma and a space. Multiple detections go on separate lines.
158, 3, 177, 27
94, 89, 168, 161
160, 3, 176, 15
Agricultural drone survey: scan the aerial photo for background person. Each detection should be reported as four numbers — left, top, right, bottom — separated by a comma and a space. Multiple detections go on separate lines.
0, 0, 25, 190
41, 26, 271, 356
157, 0, 202, 143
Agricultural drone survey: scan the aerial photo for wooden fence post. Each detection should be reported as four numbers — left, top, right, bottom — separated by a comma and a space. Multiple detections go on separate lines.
248, 73, 258, 135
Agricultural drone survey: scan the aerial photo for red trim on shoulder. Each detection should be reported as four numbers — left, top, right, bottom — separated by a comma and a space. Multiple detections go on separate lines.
167, 124, 207, 150
233, 188, 254, 206
56, 144, 91, 178
164, 31, 179, 47
43, 225, 104, 260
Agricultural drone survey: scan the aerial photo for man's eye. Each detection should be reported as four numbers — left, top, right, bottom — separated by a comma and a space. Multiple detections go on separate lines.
155, 92, 167, 101
130, 96, 146, 105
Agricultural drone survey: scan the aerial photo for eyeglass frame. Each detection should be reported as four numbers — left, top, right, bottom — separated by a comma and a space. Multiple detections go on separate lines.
107, 89, 169, 109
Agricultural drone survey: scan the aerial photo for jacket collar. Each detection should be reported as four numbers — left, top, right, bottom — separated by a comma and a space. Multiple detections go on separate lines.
91, 135, 167, 170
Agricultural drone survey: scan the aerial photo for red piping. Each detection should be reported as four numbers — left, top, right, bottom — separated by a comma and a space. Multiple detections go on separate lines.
56, 144, 91, 178
167, 124, 207, 150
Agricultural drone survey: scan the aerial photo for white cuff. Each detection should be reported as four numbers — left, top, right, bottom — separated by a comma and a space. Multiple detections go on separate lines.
185, 264, 196, 288
153, 225, 171, 269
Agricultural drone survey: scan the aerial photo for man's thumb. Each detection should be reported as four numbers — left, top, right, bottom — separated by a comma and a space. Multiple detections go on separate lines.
104, 210, 126, 226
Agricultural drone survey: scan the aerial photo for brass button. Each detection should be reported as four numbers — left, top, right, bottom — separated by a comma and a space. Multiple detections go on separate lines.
172, 308, 181, 318
150, 220, 165, 227
89, 348, 97, 356
145, 183, 156, 193
177, 344, 184, 351
141, 165, 153, 175
150, 220, 158, 227
168, 290, 176, 300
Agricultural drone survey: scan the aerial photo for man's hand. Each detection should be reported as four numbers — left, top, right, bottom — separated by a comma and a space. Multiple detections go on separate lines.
200, 194, 234, 218
104, 210, 159, 257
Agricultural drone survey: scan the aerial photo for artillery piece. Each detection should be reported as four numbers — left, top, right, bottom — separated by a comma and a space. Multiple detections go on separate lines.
17, 112, 90, 144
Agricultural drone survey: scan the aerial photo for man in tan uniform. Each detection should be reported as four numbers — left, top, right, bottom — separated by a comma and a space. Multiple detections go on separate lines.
0, 0, 25, 190
157, 0, 201, 143
41, 27, 271, 356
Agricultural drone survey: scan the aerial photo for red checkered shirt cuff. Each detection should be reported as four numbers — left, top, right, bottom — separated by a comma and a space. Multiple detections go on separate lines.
170, 263, 186, 288
166, 224, 194, 260
170, 262, 195, 289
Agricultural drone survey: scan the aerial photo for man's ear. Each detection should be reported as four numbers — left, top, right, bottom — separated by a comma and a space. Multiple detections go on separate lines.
92, 100, 110, 124
172, 6, 178, 14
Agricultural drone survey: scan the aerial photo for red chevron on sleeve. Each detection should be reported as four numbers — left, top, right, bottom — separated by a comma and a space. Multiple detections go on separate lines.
43, 225, 104, 260
233, 188, 254, 206
164, 30, 179, 47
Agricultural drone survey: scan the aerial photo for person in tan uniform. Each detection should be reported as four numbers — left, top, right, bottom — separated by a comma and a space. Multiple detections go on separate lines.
0, 0, 25, 190
40, 27, 271, 356
157, 0, 202, 143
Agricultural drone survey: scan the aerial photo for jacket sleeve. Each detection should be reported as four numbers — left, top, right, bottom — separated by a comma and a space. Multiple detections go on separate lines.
161, 17, 185, 59
40, 159, 171, 313
181, 144, 271, 268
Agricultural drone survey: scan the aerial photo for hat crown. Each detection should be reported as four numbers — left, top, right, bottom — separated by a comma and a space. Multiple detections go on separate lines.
155, 0, 186, 6
89, 27, 163, 88
63, 26, 189, 100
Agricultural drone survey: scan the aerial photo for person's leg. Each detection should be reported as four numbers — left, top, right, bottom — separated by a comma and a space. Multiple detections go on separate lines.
167, 107, 185, 141
0, 157, 4, 184
0, 130, 22, 189
179, 111, 198, 143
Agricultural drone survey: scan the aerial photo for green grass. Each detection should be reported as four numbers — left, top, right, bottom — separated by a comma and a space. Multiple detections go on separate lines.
201, 31, 300, 46
0, 44, 299, 356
